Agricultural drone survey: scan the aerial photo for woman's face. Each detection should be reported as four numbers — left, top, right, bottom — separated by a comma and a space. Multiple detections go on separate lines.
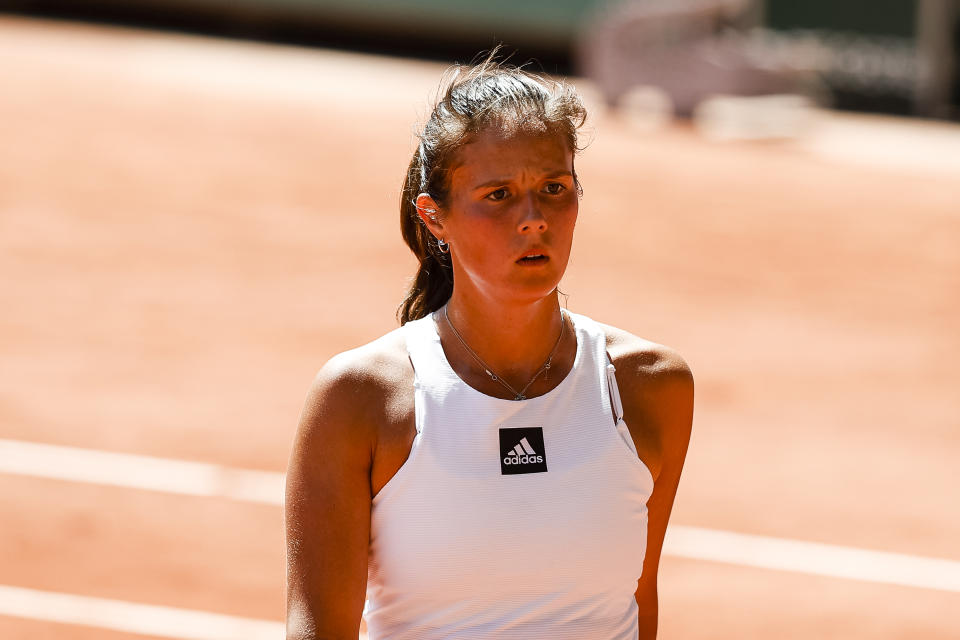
426, 127, 579, 304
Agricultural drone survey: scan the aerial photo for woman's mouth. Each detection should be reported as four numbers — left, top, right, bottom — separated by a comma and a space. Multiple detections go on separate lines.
516, 254, 549, 265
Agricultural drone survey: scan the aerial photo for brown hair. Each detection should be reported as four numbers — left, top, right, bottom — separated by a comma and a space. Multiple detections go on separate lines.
397, 53, 588, 324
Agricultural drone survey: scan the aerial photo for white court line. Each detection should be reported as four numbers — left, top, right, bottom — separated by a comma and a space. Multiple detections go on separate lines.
2, 438, 959, 593
0, 438, 284, 505
0, 585, 283, 640
663, 526, 960, 593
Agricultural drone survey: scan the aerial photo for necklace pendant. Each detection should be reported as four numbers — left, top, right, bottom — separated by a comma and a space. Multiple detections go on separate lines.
443, 305, 564, 407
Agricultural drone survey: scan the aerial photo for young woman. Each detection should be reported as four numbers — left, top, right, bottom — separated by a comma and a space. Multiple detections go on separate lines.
285, 57, 694, 640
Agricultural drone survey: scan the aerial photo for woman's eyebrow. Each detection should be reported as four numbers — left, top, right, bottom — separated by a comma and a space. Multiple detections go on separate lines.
472, 178, 510, 191
472, 171, 573, 191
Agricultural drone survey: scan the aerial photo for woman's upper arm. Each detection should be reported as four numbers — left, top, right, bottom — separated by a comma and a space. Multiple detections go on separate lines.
284, 356, 378, 640
617, 345, 694, 639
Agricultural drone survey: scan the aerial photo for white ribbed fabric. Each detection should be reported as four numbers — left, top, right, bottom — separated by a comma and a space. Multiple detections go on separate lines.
364, 311, 655, 640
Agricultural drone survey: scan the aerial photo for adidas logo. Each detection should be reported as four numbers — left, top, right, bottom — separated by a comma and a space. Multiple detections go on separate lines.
499, 427, 548, 475
502, 437, 544, 465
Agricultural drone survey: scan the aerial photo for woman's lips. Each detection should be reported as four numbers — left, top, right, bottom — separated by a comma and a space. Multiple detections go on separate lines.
516, 254, 549, 265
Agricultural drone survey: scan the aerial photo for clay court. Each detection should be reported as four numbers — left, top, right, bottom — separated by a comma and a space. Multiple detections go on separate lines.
1, 14, 959, 639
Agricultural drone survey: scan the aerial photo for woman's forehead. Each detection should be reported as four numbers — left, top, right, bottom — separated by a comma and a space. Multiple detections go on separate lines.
450, 129, 573, 185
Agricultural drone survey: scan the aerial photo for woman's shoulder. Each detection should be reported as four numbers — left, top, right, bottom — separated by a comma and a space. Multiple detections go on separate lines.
286, 328, 416, 548
593, 321, 694, 478
310, 326, 412, 407
296, 327, 413, 445
593, 320, 693, 383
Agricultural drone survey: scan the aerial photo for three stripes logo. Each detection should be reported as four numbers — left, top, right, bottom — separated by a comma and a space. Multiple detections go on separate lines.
499, 427, 548, 475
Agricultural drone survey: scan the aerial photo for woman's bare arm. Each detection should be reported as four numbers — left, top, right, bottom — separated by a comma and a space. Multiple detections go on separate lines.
608, 332, 694, 640
284, 354, 379, 640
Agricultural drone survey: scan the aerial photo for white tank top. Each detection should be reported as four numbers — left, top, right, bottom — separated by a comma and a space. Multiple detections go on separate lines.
364, 310, 655, 640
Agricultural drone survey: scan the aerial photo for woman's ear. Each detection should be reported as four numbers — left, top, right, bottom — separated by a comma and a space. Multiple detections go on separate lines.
415, 193, 444, 240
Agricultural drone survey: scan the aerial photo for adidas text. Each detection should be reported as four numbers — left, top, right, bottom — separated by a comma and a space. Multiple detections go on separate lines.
499, 427, 548, 475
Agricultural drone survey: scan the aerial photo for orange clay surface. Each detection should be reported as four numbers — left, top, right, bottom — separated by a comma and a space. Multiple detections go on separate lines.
1, 15, 959, 640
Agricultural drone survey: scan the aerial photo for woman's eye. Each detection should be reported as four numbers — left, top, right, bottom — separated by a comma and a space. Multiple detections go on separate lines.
544, 182, 566, 195
486, 188, 509, 201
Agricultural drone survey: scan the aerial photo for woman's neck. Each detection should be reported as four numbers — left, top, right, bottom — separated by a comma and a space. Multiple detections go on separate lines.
441, 289, 567, 383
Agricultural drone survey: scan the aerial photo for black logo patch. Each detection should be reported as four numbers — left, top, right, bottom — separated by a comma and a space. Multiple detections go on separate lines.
499, 427, 548, 475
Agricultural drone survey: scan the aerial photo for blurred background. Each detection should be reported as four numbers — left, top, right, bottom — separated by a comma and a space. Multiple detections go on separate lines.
5, 0, 960, 119
0, 1, 958, 639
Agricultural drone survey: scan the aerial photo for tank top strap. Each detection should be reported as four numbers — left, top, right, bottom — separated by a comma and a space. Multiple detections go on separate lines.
402, 313, 459, 390
564, 310, 609, 382
566, 311, 627, 428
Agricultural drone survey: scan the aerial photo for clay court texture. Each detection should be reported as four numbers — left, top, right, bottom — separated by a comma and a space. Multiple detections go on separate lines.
1, 14, 959, 640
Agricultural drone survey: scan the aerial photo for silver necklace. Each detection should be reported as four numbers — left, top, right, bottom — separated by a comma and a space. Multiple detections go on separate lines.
443, 305, 565, 401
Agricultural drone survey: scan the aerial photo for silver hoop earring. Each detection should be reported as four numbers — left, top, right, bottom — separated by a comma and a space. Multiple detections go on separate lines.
437, 238, 449, 254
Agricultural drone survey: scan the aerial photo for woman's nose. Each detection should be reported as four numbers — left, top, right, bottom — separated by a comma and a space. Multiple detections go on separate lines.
517, 194, 548, 233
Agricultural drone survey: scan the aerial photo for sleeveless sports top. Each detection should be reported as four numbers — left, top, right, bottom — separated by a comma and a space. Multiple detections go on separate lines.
364, 310, 655, 640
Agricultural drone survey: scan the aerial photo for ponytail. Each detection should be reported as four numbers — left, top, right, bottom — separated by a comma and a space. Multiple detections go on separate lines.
397, 146, 453, 324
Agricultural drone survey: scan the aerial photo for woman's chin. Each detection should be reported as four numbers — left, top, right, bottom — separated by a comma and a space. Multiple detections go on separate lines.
503, 276, 565, 303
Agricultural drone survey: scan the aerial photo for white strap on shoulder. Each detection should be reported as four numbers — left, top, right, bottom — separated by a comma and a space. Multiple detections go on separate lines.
403, 314, 437, 385
605, 358, 625, 425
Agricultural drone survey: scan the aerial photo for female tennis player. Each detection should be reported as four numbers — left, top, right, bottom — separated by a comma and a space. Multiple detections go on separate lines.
285, 56, 694, 640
